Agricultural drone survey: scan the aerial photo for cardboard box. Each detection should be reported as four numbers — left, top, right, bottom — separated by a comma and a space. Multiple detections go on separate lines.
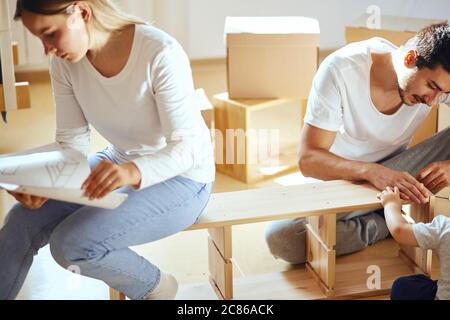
409, 105, 438, 147
438, 104, 450, 132
346, 14, 446, 46
214, 92, 307, 183
225, 17, 320, 99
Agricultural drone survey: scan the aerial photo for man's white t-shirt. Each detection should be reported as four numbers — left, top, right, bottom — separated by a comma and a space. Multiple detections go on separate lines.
304, 37, 431, 163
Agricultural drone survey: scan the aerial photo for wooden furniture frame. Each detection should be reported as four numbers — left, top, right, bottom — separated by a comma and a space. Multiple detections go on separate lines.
110, 180, 437, 300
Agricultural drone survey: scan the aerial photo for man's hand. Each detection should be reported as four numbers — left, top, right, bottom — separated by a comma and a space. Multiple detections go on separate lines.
8, 191, 48, 210
82, 160, 142, 200
416, 160, 450, 194
367, 164, 430, 204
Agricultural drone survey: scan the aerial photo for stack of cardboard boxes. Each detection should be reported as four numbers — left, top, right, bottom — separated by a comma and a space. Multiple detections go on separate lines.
214, 17, 320, 183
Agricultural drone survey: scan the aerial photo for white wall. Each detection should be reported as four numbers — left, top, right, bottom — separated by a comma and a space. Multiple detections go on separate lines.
8, 0, 450, 69
183, 0, 450, 59
114, 0, 155, 24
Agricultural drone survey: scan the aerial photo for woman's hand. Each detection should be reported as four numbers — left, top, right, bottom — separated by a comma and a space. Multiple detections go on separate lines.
8, 191, 48, 210
82, 160, 141, 200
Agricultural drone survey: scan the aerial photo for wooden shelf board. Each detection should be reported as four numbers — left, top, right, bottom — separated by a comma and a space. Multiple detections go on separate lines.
176, 254, 416, 300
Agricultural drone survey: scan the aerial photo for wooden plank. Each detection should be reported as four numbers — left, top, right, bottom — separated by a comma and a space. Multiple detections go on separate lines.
305, 262, 334, 297
306, 223, 336, 293
235, 265, 327, 300
188, 180, 383, 231
332, 256, 416, 299
208, 237, 233, 300
208, 227, 232, 259
178, 255, 415, 300
307, 214, 336, 248
434, 191, 450, 217
0, 82, 31, 111
109, 288, 126, 300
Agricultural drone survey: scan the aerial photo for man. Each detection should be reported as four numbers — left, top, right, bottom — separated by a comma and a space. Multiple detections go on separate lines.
265, 23, 450, 264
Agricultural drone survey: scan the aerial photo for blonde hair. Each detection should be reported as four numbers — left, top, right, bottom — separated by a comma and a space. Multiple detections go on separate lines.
15, 0, 146, 51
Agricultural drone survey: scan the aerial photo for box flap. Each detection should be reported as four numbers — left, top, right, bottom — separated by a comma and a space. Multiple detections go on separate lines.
225, 16, 320, 35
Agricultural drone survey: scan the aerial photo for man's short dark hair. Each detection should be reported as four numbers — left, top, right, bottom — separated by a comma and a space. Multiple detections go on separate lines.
415, 22, 450, 73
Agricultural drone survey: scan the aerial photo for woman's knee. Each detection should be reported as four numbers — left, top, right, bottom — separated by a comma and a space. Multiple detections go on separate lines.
2, 204, 46, 245
49, 224, 105, 269
264, 218, 308, 264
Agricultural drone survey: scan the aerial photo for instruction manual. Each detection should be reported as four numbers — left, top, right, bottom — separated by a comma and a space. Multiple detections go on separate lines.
0, 148, 128, 209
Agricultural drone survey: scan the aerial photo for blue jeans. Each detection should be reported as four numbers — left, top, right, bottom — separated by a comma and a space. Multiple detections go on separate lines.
0, 151, 213, 300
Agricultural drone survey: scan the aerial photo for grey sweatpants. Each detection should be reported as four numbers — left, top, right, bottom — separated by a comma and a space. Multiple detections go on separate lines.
265, 126, 450, 264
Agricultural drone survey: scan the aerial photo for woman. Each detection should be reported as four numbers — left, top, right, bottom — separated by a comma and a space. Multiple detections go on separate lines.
0, 0, 215, 300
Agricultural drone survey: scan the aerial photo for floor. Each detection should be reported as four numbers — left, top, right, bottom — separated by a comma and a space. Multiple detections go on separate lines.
0, 58, 417, 300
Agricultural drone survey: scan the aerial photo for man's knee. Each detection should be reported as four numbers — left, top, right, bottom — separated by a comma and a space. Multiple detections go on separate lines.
335, 211, 389, 256
264, 218, 308, 265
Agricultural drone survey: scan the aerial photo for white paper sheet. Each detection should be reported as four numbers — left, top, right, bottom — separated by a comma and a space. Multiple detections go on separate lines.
0, 149, 128, 209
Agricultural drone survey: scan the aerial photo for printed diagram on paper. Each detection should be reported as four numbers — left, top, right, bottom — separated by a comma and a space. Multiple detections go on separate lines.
0, 159, 81, 188
0, 149, 128, 209
0, 150, 90, 189
0, 166, 18, 176
46, 158, 80, 187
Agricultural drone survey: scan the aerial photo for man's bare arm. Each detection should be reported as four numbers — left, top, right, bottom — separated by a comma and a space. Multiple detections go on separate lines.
298, 124, 372, 181
298, 124, 430, 203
